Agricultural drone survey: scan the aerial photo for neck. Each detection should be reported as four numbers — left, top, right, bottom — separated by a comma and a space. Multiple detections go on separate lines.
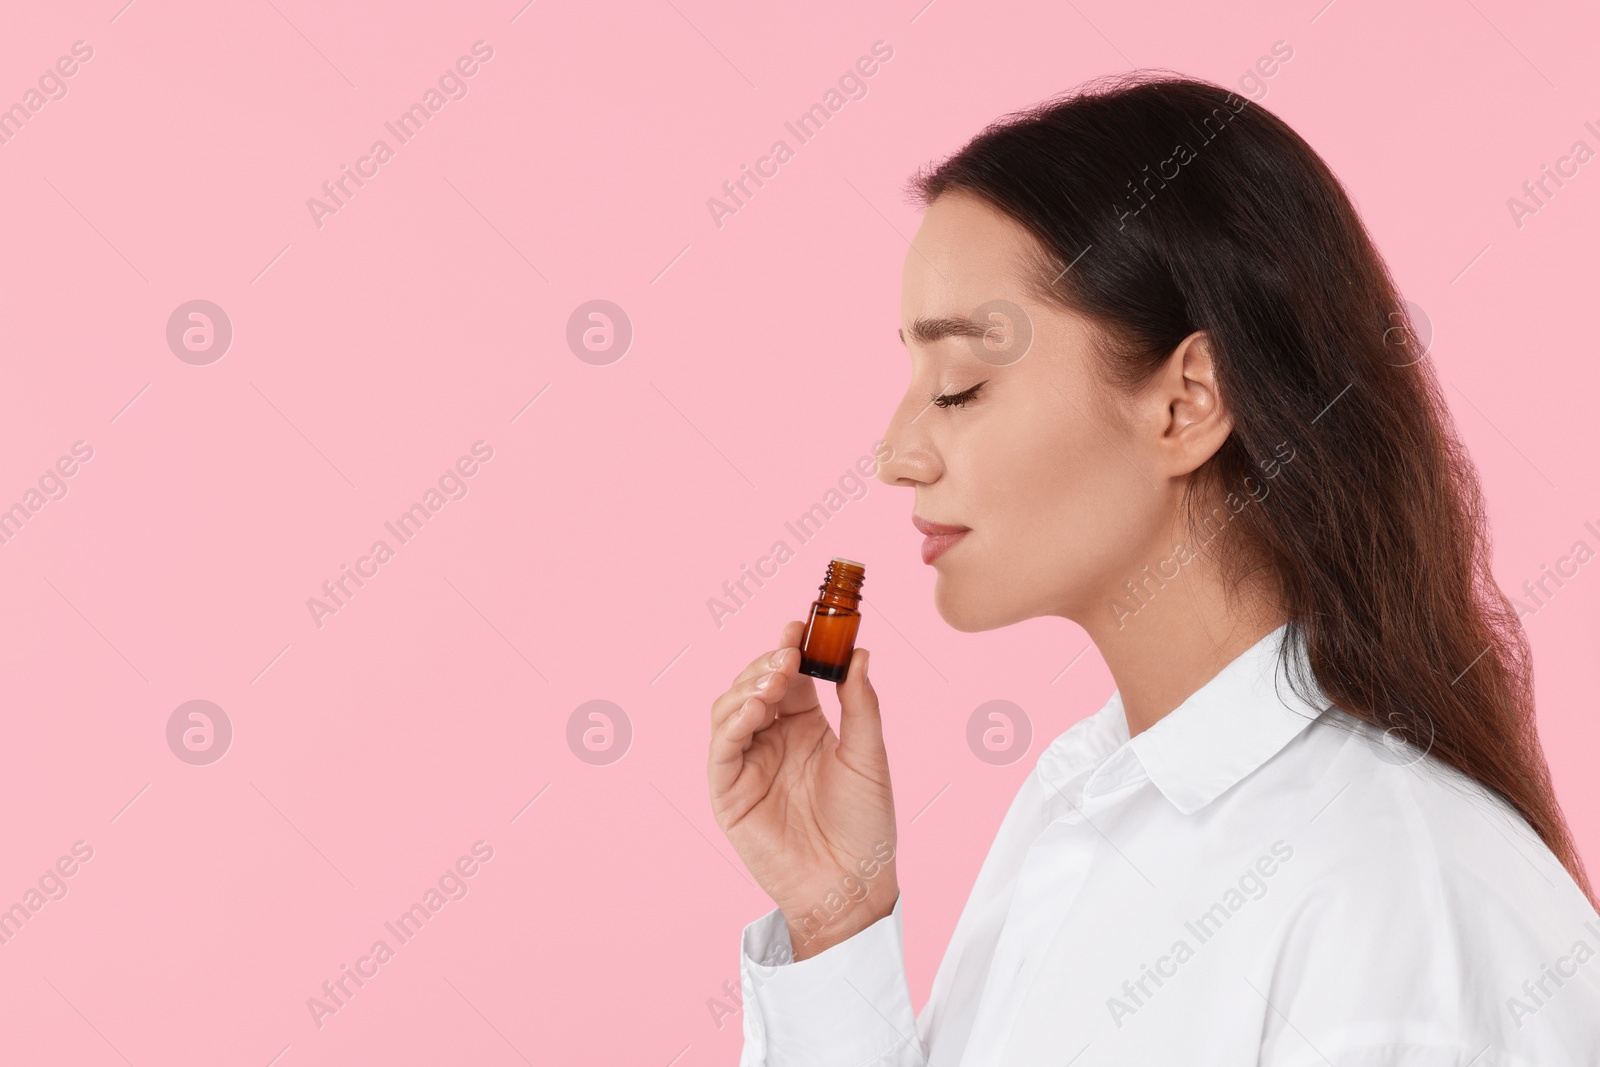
1074, 521, 1285, 737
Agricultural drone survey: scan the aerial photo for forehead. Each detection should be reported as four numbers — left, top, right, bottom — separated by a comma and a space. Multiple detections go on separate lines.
901, 192, 1045, 320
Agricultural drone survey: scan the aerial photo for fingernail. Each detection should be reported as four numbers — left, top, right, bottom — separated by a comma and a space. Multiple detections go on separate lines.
768, 648, 788, 669
755, 672, 774, 690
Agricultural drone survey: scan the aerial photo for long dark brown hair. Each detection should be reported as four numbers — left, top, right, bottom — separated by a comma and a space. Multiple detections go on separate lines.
905, 71, 1593, 905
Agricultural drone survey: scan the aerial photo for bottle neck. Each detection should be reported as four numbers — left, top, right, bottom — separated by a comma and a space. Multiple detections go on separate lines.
818, 563, 864, 608
818, 585, 860, 609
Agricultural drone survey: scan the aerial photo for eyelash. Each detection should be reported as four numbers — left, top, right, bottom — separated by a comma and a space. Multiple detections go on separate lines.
930, 381, 987, 408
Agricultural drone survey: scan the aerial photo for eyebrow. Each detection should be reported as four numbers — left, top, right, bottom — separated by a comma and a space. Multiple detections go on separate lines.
898, 315, 993, 347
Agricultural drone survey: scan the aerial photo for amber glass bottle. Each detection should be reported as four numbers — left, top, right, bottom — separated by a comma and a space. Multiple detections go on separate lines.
798, 558, 865, 683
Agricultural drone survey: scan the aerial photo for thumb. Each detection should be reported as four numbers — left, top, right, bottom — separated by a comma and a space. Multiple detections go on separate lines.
836, 647, 886, 763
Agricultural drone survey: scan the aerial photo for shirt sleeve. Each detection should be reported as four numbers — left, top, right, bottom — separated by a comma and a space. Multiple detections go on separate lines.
738, 893, 925, 1067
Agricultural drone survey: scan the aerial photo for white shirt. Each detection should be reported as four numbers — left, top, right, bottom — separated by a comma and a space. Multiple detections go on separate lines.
736, 622, 1600, 1065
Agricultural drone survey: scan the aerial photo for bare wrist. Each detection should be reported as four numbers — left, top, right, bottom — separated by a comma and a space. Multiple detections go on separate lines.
786, 887, 898, 961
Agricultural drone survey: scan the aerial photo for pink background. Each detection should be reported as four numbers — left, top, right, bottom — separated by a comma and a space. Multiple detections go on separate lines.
1, 0, 1596, 1062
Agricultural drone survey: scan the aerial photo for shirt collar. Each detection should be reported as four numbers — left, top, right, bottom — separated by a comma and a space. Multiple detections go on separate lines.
1053, 623, 1331, 815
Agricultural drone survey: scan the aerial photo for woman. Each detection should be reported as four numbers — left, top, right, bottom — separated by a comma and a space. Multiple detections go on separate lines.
706, 73, 1600, 1065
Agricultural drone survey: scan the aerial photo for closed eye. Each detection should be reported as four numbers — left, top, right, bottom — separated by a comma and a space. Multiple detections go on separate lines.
930, 380, 987, 408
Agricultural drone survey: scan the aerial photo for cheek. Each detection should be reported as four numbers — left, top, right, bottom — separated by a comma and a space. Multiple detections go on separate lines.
976, 408, 1158, 581
982, 406, 1117, 515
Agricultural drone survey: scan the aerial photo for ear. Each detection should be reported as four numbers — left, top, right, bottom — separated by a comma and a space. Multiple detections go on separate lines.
1155, 330, 1233, 476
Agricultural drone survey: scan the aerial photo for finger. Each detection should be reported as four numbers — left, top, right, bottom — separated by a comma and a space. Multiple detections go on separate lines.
711, 619, 811, 729
725, 622, 805, 688
711, 647, 797, 733
779, 618, 805, 648
709, 692, 780, 797
836, 647, 886, 765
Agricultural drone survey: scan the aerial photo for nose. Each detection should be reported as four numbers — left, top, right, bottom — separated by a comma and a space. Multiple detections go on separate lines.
876, 392, 941, 489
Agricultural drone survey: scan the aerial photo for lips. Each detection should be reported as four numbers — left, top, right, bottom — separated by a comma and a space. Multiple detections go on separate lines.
912, 515, 969, 536
913, 515, 970, 565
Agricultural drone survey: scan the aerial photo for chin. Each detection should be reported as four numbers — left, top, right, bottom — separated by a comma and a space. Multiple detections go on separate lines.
933, 577, 1019, 633
934, 556, 1069, 632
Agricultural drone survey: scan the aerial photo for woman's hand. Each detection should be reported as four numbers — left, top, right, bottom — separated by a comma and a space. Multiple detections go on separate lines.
708, 620, 898, 960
